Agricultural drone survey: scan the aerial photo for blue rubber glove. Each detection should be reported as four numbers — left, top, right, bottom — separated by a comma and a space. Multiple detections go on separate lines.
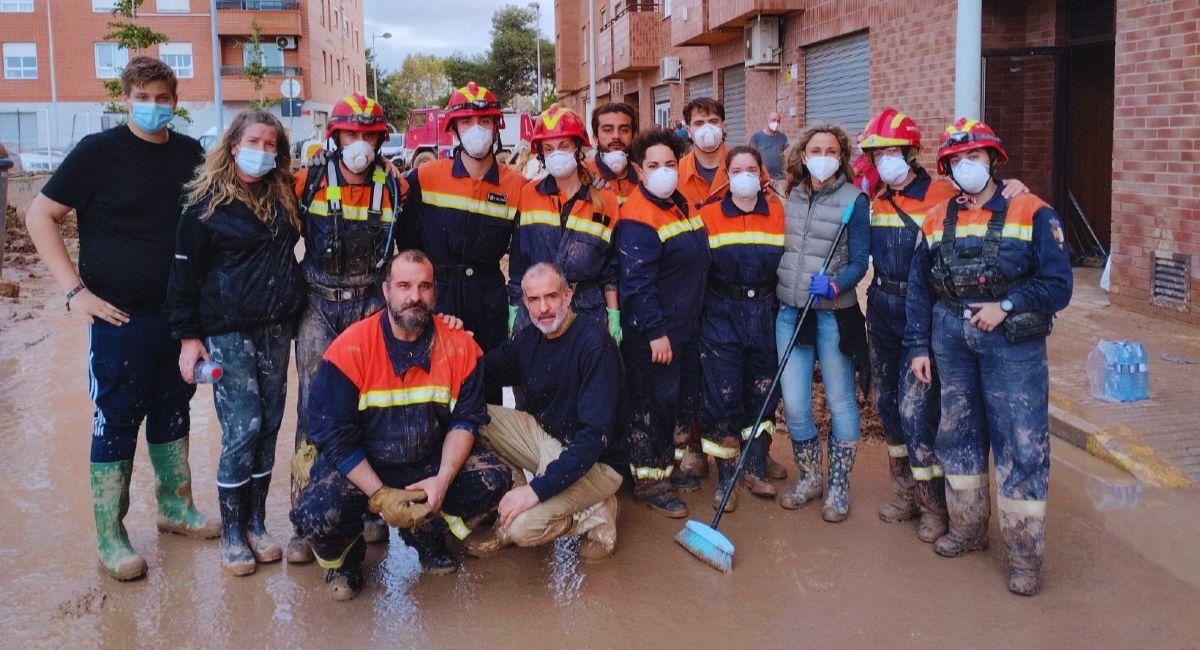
606, 308, 623, 346
808, 274, 840, 302
507, 305, 519, 337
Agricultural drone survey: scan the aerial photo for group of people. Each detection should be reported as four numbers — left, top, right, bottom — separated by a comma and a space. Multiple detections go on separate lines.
26, 54, 1072, 602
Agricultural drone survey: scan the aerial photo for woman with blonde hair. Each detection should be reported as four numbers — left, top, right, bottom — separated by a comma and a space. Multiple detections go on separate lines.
166, 110, 306, 576
775, 122, 870, 522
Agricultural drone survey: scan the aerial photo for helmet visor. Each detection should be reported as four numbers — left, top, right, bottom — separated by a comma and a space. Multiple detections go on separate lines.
448, 98, 501, 113
331, 113, 386, 126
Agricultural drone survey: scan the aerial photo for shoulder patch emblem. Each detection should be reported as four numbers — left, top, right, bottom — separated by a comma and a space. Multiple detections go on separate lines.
1049, 217, 1065, 250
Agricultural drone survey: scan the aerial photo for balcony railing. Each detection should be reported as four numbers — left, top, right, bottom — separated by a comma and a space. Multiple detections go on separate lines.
216, 0, 300, 9
220, 65, 302, 76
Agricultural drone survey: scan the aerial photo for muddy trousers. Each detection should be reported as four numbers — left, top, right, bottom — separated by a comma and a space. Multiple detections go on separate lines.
206, 322, 293, 488
291, 450, 511, 567
477, 406, 623, 546
434, 268, 506, 404
87, 315, 196, 462
622, 331, 701, 497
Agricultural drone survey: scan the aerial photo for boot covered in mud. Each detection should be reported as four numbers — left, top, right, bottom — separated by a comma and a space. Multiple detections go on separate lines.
1000, 507, 1046, 596
635, 477, 688, 518
400, 518, 458, 575
821, 439, 858, 523
915, 477, 949, 543
934, 484, 990, 558
147, 438, 220, 539
670, 465, 700, 493
711, 458, 740, 513
463, 519, 513, 558
678, 450, 708, 480
362, 513, 389, 544
739, 436, 777, 498
286, 535, 315, 564
780, 438, 823, 510
246, 474, 282, 563
217, 485, 257, 576
878, 455, 919, 523
678, 422, 709, 479
323, 536, 367, 602
764, 434, 788, 481
576, 495, 619, 562
90, 461, 148, 581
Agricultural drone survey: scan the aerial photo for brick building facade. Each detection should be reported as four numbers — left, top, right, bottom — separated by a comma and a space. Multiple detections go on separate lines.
555, 0, 1198, 324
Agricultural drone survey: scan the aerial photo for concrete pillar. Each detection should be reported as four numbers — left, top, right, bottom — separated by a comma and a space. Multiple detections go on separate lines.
954, 0, 983, 119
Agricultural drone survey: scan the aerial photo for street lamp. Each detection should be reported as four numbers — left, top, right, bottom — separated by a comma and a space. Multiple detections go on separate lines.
371, 32, 392, 99
528, 2, 542, 113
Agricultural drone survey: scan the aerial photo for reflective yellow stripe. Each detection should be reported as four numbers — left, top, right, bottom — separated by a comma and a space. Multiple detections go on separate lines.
945, 473, 988, 490
423, 190, 516, 221
930, 223, 1033, 242
372, 167, 387, 184
701, 438, 739, 459
630, 464, 674, 480
326, 185, 343, 202
312, 534, 363, 570
306, 200, 396, 222
911, 466, 934, 481
442, 514, 472, 540
656, 216, 705, 242
707, 231, 785, 249
887, 444, 909, 458
740, 420, 774, 441
674, 448, 685, 461
520, 209, 559, 227
998, 496, 1046, 517
870, 212, 926, 228
358, 386, 456, 411
932, 464, 945, 477
520, 209, 612, 242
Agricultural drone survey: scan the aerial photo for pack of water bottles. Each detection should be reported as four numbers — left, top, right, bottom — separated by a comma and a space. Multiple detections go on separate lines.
1086, 340, 1149, 403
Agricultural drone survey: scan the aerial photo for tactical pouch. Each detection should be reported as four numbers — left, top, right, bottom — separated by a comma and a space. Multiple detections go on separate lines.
1002, 311, 1053, 344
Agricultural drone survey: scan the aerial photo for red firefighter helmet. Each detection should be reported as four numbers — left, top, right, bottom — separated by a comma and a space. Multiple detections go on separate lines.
858, 108, 922, 150
326, 93, 389, 138
444, 82, 505, 131
529, 104, 591, 149
936, 118, 1008, 175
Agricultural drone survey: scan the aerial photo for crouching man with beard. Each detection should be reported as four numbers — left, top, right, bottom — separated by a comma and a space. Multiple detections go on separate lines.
466, 263, 628, 562
291, 250, 512, 600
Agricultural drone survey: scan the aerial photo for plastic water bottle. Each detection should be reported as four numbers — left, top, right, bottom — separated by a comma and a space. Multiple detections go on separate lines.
194, 360, 223, 384
1133, 342, 1149, 400
1116, 343, 1135, 402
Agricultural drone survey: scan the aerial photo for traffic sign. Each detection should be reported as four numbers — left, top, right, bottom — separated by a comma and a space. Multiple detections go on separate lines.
280, 78, 302, 99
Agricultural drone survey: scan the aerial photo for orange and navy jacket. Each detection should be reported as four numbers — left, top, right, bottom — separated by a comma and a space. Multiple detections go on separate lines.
677, 146, 731, 212
585, 152, 640, 206
509, 175, 621, 310
904, 183, 1073, 357
308, 312, 488, 475
295, 165, 403, 287
869, 168, 959, 284
698, 192, 785, 290
616, 184, 711, 344
399, 151, 525, 270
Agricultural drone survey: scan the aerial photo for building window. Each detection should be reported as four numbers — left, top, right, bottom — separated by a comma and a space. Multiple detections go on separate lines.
92, 0, 117, 11
1, 1, 35, 12
3, 43, 37, 79
243, 42, 283, 69
160, 42, 193, 78
663, 0, 671, 17
94, 43, 128, 79
156, 0, 189, 12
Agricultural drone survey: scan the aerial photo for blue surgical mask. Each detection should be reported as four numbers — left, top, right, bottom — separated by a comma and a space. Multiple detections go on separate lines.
235, 147, 276, 178
130, 102, 175, 133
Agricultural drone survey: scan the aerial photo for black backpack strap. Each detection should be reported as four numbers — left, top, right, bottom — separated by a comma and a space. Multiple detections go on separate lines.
299, 165, 326, 217
940, 199, 960, 264
982, 205, 1008, 266
886, 195, 921, 236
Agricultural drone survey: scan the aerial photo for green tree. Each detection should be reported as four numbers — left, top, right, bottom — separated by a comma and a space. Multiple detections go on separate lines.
242, 22, 281, 110
367, 47, 410, 129
100, 0, 190, 124
391, 54, 452, 110
486, 5, 555, 106
442, 52, 494, 95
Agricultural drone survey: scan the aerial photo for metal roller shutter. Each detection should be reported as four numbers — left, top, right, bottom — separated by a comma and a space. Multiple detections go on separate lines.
687, 73, 713, 101
721, 65, 746, 146
654, 85, 670, 103
804, 31, 870, 134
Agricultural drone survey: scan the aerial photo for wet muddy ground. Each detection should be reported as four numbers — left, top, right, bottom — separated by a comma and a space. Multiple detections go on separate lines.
4, 248, 1200, 648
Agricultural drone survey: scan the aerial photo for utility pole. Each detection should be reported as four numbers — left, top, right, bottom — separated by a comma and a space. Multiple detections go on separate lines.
371, 32, 392, 99
529, 2, 542, 113
46, 0, 59, 147
954, 0, 983, 119
587, 0, 596, 141
210, 0, 224, 132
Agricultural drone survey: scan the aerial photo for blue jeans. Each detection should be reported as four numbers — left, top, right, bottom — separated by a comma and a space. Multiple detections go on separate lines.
775, 306, 860, 443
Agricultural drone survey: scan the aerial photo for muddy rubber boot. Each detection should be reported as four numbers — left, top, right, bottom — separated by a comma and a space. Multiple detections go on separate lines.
646, 491, 688, 518
1000, 509, 1046, 596
245, 474, 282, 563
780, 438, 823, 510
286, 535, 315, 564
362, 513, 389, 544
739, 437, 777, 498
463, 522, 513, 558
915, 478, 950, 543
577, 496, 619, 562
821, 439, 858, 523
90, 461, 148, 581
710, 457, 740, 512
934, 485, 991, 558
217, 485, 257, 576
670, 469, 701, 493
324, 537, 367, 602
147, 438, 221, 539
878, 456, 920, 523
678, 450, 709, 479
764, 434, 788, 481
401, 519, 458, 575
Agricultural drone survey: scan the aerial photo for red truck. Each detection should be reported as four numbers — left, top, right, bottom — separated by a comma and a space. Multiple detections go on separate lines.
403, 107, 534, 168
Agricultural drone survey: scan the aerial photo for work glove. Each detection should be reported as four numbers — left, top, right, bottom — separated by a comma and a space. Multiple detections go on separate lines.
808, 274, 840, 302
368, 487, 433, 529
304, 148, 329, 168
507, 305, 519, 337
606, 308, 623, 346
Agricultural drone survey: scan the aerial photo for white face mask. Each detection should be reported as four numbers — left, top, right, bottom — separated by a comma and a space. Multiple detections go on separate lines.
768, 121, 780, 132
645, 167, 679, 199
458, 124, 494, 158
341, 139, 376, 174
729, 172, 760, 200
692, 123, 723, 152
235, 147, 276, 178
804, 155, 839, 183
950, 158, 991, 194
600, 150, 627, 174
544, 150, 578, 179
876, 154, 910, 188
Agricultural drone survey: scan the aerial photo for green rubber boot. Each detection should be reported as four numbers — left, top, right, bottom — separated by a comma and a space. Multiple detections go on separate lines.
147, 438, 220, 539
90, 461, 148, 581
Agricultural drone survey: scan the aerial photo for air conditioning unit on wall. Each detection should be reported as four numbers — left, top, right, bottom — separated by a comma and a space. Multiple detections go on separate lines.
276, 36, 298, 50
745, 16, 781, 69
660, 56, 682, 83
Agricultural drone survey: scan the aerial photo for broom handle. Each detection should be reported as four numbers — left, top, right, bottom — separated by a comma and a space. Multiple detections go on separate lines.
710, 199, 856, 529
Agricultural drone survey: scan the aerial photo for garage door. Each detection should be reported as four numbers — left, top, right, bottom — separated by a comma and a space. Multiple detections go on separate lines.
804, 31, 870, 134
0, 111, 40, 151
721, 65, 746, 146
687, 73, 713, 101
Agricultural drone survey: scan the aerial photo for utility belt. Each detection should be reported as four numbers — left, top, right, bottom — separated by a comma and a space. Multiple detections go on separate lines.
308, 282, 379, 303
872, 275, 908, 296
434, 262, 503, 282
708, 280, 776, 302
940, 297, 1054, 343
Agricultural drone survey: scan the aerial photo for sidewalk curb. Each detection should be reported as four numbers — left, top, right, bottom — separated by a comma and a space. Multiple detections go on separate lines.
1049, 390, 1194, 488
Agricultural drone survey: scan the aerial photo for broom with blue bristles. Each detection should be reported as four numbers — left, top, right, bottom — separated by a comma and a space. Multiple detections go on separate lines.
676, 199, 856, 572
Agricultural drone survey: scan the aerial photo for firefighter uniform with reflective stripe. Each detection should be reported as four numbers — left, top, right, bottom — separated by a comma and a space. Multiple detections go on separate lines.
905, 184, 1072, 538
509, 175, 620, 333
617, 184, 710, 497
400, 152, 525, 359
585, 153, 639, 206
291, 313, 512, 566
696, 193, 784, 460
868, 169, 959, 481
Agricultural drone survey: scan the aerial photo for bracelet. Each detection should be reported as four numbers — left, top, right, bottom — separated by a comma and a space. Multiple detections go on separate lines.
65, 283, 85, 311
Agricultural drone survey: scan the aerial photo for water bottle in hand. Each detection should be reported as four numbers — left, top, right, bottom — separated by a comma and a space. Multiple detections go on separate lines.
194, 360, 223, 384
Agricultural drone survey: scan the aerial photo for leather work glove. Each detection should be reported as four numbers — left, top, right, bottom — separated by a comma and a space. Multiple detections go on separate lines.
304, 148, 329, 168
367, 487, 433, 529
507, 304, 519, 337
606, 308, 623, 346
808, 274, 840, 303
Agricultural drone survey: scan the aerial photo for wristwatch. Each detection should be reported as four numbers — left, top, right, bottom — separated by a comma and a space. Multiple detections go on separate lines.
1000, 298, 1014, 313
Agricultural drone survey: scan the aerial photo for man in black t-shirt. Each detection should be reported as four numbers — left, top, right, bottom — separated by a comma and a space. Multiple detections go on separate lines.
26, 56, 217, 582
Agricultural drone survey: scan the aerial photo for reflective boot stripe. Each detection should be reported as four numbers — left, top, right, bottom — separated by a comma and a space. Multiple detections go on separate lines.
887, 444, 909, 458
945, 473, 989, 490
313, 534, 363, 570
998, 496, 1047, 517
674, 448, 685, 462
912, 464, 947, 481
701, 438, 739, 459
741, 420, 775, 441
442, 514, 472, 540
630, 465, 674, 480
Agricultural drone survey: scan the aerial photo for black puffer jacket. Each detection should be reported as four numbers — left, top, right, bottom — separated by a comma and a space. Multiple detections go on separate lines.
167, 195, 306, 339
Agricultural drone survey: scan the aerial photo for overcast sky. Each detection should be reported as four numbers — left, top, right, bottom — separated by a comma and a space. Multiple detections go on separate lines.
365, 0, 556, 73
